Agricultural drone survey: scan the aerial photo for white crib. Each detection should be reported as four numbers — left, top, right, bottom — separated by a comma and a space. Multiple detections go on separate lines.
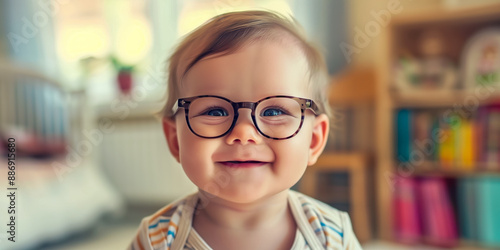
0, 61, 123, 250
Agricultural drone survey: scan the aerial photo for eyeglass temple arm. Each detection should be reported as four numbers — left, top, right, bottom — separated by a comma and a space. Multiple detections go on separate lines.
305, 99, 320, 115
171, 101, 179, 115
171, 99, 187, 115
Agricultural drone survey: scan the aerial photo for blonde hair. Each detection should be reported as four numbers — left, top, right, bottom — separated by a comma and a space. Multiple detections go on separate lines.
162, 10, 331, 119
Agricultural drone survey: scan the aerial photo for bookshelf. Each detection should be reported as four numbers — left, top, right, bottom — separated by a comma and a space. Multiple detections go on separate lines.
375, 3, 500, 248
299, 66, 376, 243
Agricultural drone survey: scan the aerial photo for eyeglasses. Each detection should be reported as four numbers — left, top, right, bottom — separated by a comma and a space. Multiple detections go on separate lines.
172, 95, 319, 140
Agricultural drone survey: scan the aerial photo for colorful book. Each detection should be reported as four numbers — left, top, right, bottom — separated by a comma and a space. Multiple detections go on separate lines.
460, 119, 476, 169
430, 113, 441, 162
418, 178, 458, 247
450, 114, 463, 167
393, 176, 421, 243
476, 105, 489, 164
456, 177, 478, 241
439, 120, 455, 168
413, 111, 434, 162
486, 110, 500, 168
477, 176, 500, 247
396, 109, 412, 163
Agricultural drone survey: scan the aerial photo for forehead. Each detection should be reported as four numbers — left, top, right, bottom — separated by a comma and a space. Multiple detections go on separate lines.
176, 28, 309, 82
179, 40, 311, 99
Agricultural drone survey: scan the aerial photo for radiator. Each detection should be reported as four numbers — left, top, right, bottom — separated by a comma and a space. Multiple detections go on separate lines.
98, 114, 196, 205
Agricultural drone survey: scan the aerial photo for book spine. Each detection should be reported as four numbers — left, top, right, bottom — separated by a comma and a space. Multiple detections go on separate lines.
396, 109, 412, 163
393, 177, 421, 243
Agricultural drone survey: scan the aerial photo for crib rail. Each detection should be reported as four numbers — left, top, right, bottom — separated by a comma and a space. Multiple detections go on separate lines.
0, 61, 85, 157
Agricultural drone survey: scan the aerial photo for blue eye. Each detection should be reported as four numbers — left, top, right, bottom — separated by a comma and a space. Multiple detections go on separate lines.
205, 108, 228, 116
262, 108, 284, 116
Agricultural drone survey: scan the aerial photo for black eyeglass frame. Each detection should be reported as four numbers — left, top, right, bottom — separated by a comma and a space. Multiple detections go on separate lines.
173, 95, 320, 140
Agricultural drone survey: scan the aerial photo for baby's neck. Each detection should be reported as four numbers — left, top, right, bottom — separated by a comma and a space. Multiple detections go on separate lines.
194, 189, 291, 230
192, 189, 297, 249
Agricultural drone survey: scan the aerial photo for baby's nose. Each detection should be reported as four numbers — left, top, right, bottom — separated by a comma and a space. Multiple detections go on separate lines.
225, 109, 262, 145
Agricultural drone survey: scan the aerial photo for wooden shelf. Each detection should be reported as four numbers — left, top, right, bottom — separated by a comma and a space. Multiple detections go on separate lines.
390, 89, 500, 108
300, 152, 372, 242
313, 152, 369, 169
364, 239, 492, 250
391, 3, 500, 28
399, 161, 500, 177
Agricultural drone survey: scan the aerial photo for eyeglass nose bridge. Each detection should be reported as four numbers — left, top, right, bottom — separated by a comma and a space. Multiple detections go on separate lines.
231, 101, 258, 122
225, 100, 286, 141
226, 101, 260, 133
233, 102, 256, 111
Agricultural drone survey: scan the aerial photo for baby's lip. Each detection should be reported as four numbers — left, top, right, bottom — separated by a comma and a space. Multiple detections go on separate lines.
218, 160, 269, 168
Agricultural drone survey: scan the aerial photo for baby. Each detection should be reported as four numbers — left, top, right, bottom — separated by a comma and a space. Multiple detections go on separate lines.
129, 10, 361, 250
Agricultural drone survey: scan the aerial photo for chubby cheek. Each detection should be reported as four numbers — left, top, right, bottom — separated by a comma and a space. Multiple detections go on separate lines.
273, 131, 312, 187
177, 125, 217, 186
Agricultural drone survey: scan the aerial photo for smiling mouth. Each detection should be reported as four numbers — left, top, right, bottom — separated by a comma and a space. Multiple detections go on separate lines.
220, 161, 268, 168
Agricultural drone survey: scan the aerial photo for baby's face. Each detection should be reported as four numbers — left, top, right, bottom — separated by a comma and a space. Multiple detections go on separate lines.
171, 40, 322, 204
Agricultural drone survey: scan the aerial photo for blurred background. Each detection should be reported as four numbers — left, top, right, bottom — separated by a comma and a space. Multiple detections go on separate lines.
0, 0, 500, 249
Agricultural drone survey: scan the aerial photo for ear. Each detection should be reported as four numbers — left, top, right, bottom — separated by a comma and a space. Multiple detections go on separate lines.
162, 118, 180, 163
307, 114, 329, 166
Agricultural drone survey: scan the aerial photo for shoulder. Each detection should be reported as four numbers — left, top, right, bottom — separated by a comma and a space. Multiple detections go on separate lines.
128, 193, 198, 250
146, 193, 195, 228
289, 190, 362, 249
290, 190, 346, 229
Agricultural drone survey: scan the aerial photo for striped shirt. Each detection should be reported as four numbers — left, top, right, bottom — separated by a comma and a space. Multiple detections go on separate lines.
128, 190, 362, 250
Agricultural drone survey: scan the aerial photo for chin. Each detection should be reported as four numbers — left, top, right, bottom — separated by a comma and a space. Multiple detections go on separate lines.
224, 188, 290, 205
